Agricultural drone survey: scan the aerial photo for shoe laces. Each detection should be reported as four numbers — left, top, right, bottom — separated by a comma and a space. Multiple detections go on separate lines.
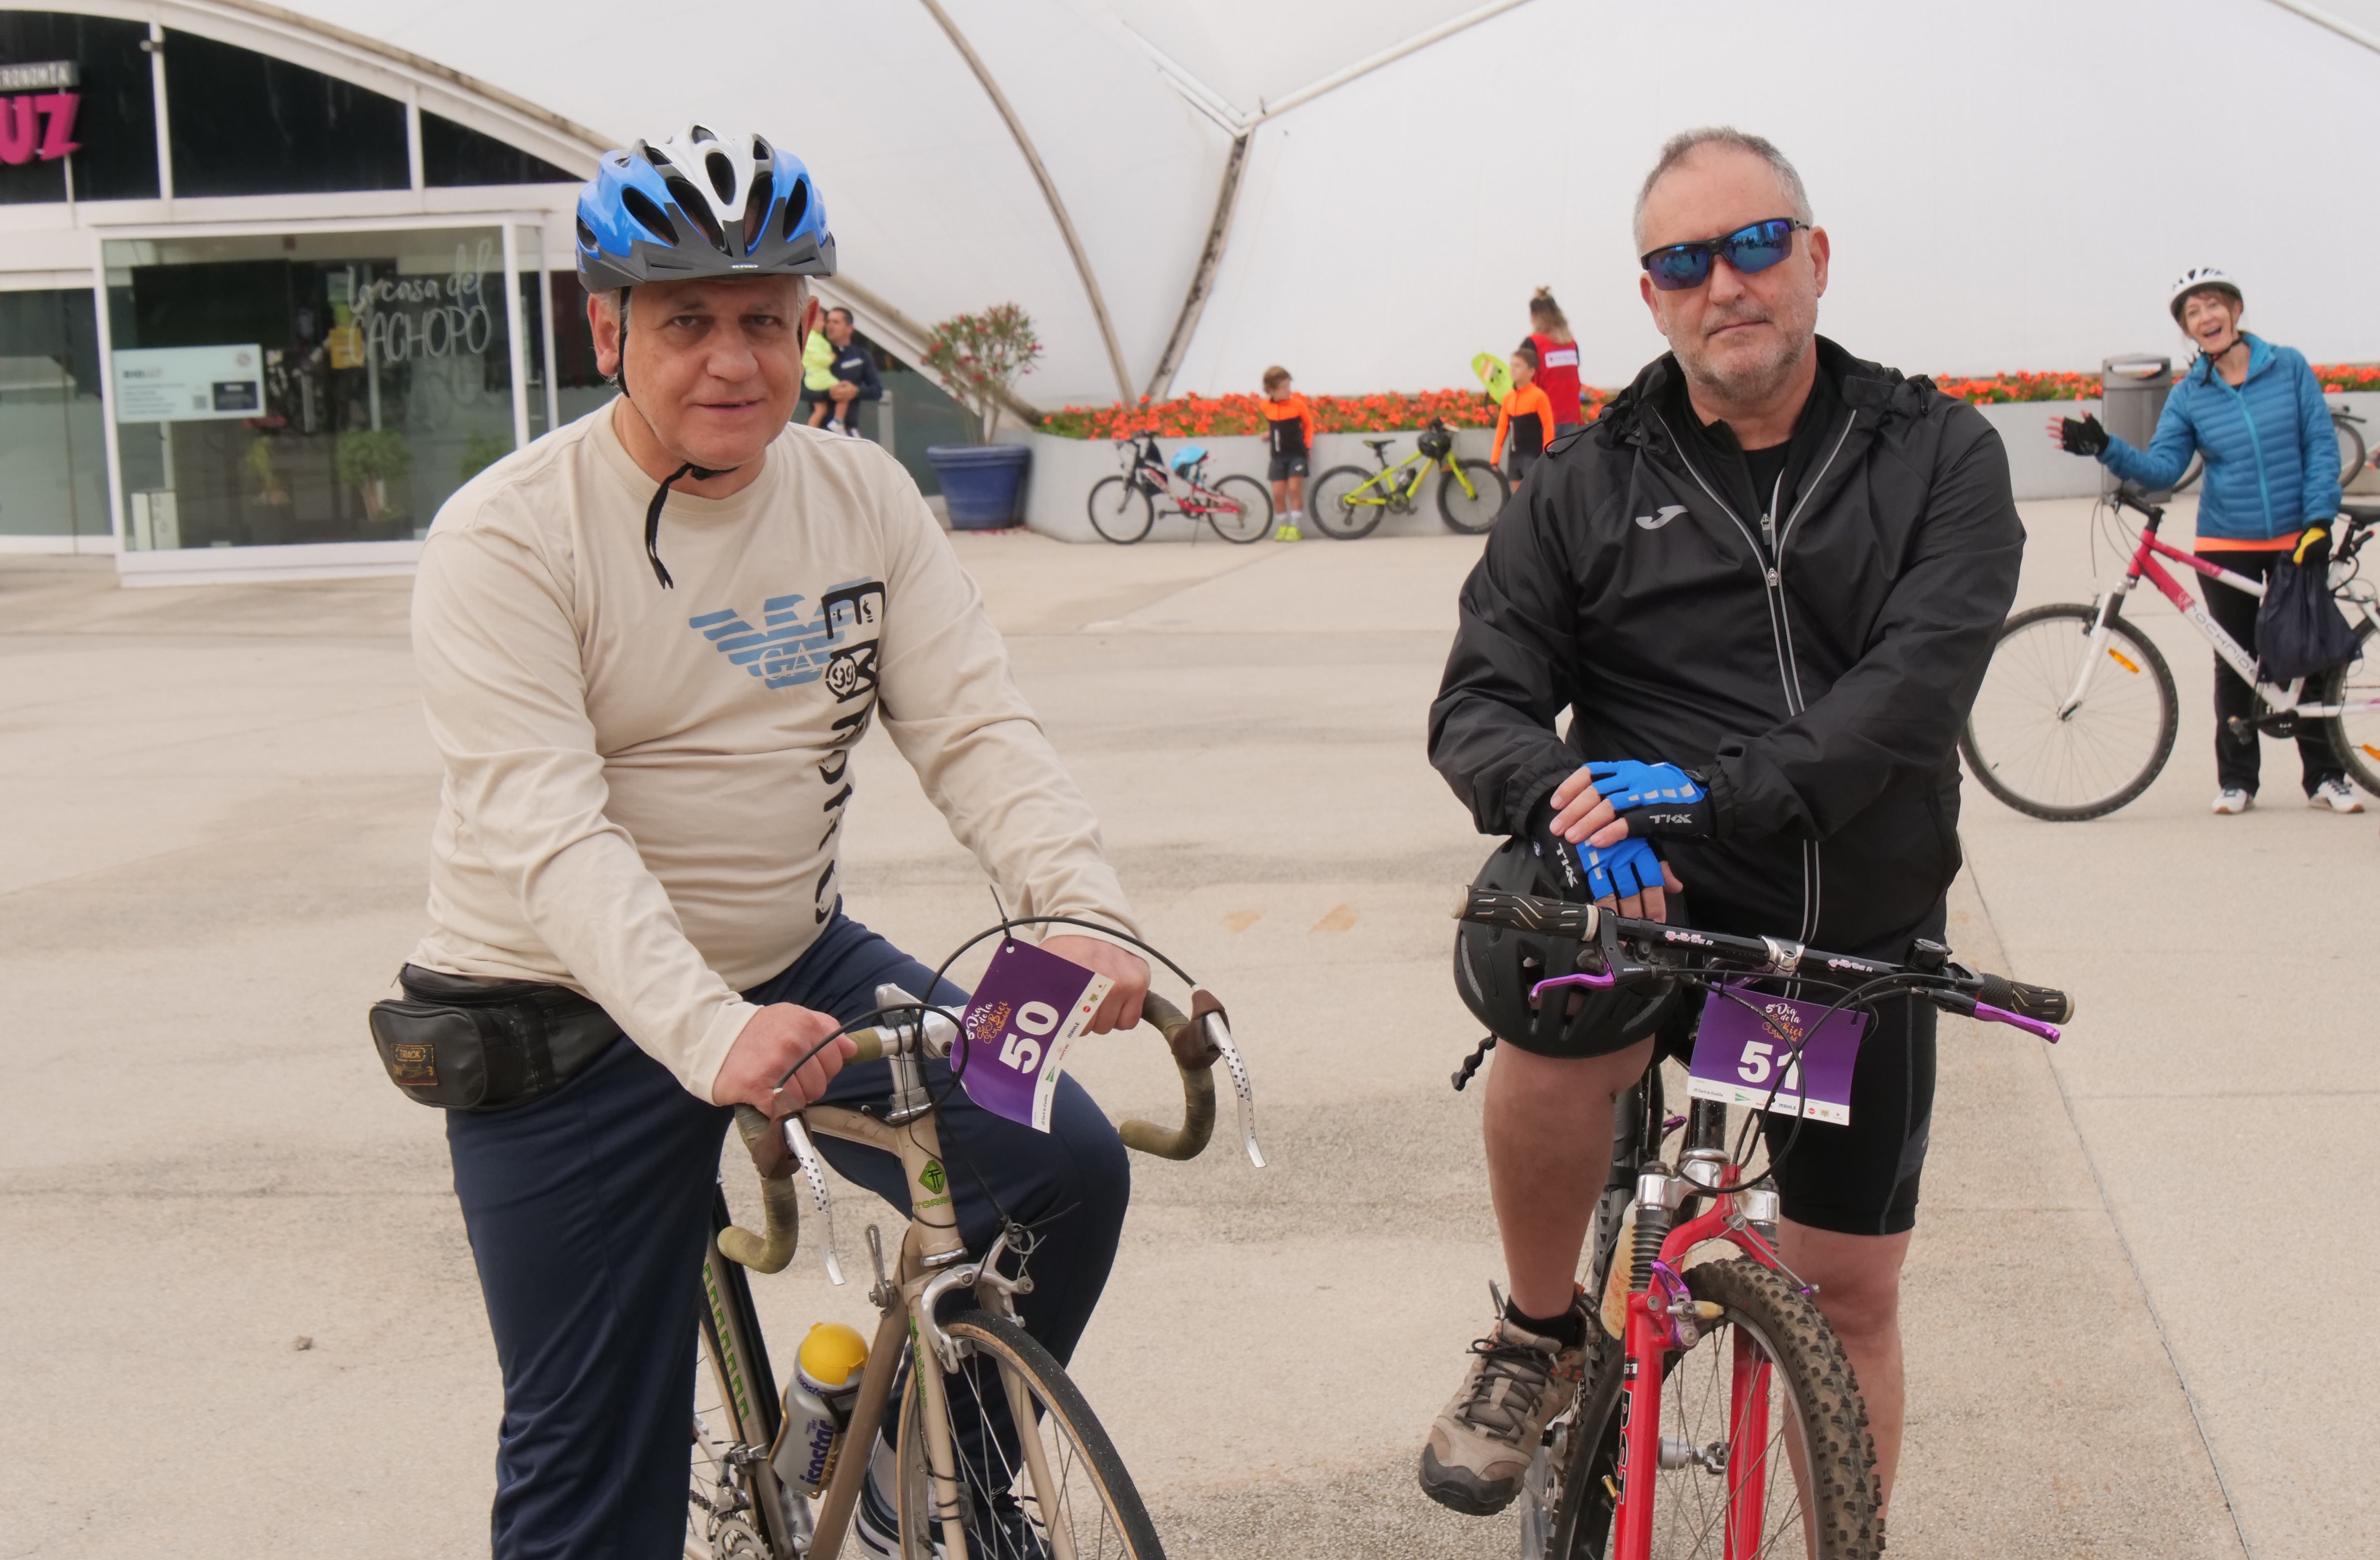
1457, 1333, 1562, 1440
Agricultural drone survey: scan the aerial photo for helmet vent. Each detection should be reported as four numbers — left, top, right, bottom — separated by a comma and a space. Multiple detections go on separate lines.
704, 150, 736, 205
574, 216, 597, 250
690, 123, 717, 144
741, 174, 773, 255
639, 143, 669, 168
620, 186, 677, 246
663, 175, 727, 253
782, 176, 810, 241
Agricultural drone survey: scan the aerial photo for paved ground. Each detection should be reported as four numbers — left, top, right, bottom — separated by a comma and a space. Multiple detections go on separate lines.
0, 498, 2370, 1557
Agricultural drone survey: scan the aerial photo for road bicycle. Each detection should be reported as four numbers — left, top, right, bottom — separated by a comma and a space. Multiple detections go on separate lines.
1450, 885, 2072, 1560
688, 925, 1265, 1559
1960, 483, 2380, 819
1085, 435, 1271, 545
2174, 402, 2365, 494
1308, 418, 1509, 538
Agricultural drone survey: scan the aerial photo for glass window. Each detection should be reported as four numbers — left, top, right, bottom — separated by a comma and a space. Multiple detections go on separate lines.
163, 31, 406, 197
546, 272, 615, 428
105, 228, 516, 550
423, 111, 574, 187
0, 12, 159, 204
0, 287, 105, 539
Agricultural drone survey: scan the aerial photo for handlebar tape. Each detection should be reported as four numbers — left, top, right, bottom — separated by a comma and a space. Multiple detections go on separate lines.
1451, 886, 1600, 941
1119, 990, 1220, 1161
1973, 970, 2075, 1026
719, 1104, 801, 1273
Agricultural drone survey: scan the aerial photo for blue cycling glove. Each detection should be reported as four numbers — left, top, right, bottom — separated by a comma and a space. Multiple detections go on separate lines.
1587, 759, 1715, 839
1577, 836, 1667, 901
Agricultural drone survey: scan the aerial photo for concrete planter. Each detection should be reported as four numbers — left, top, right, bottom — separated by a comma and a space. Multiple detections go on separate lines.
1014, 426, 1498, 543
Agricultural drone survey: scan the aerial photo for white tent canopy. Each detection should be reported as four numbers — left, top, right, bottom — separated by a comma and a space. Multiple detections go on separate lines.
262, 0, 2380, 406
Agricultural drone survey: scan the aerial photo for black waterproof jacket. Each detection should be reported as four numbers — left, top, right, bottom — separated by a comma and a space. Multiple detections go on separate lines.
1429, 339, 2024, 951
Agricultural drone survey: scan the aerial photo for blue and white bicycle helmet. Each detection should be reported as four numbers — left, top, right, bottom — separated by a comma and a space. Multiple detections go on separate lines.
575, 125, 835, 289
1170, 444, 1207, 473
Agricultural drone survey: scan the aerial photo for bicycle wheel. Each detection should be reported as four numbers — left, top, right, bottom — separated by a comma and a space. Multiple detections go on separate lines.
894, 1310, 1163, 1560
1203, 474, 1271, 543
1438, 457, 1510, 534
1309, 464, 1386, 540
1960, 602, 2178, 819
2174, 454, 2203, 493
689, 1233, 796, 1559
2338, 412, 2367, 489
1549, 1259, 1881, 1560
2324, 617, 2380, 796
1086, 476, 1154, 545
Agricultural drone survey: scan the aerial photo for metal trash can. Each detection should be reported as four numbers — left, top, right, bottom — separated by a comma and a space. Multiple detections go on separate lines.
2101, 355, 2174, 497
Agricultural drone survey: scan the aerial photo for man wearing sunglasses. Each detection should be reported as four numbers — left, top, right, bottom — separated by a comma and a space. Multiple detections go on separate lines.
1423, 128, 2022, 1521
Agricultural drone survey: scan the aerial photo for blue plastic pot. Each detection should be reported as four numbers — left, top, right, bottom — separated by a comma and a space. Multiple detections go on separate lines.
926, 443, 1032, 530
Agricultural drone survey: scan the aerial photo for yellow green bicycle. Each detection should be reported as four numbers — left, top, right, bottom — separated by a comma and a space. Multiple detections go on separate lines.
1309, 418, 1510, 539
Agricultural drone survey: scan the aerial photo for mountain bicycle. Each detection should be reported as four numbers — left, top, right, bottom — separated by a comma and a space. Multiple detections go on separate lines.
2173, 402, 2365, 494
1449, 885, 2072, 1560
1308, 418, 1509, 538
1085, 435, 1271, 544
1960, 483, 2380, 819
688, 923, 1265, 1559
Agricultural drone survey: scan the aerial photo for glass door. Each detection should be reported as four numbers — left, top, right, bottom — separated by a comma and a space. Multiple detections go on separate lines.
102, 223, 525, 554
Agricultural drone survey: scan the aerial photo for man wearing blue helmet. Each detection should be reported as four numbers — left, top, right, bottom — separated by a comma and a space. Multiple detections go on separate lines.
400, 126, 1149, 1557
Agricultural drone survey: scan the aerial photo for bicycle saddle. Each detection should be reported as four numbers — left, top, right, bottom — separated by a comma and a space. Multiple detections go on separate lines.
1362, 438, 1395, 454
2340, 501, 2380, 524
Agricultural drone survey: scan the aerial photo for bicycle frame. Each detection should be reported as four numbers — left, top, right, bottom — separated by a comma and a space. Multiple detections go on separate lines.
2069, 501, 2380, 726
1346, 439, 1478, 511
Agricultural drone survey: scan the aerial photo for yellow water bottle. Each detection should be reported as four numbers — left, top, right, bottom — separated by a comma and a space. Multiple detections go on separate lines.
771, 1322, 870, 1497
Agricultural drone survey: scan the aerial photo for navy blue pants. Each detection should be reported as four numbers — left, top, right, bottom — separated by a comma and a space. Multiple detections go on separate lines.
446, 912, 1130, 1559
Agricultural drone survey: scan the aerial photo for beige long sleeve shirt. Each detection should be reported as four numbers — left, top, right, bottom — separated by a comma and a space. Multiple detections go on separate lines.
407, 406, 1137, 1101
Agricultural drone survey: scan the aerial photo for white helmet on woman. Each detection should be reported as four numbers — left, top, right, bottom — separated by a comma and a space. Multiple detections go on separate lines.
2168, 266, 2243, 326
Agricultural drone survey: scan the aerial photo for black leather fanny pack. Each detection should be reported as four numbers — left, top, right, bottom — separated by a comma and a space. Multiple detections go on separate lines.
369, 965, 622, 1111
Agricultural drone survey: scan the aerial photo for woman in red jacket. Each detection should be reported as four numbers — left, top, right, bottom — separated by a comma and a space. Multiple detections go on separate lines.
1524, 287, 1586, 434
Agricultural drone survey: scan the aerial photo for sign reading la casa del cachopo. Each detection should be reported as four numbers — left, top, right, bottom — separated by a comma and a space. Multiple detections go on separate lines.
0, 60, 82, 166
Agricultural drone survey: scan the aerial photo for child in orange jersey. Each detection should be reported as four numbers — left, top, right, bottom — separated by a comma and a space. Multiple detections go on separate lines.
1493, 344, 1556, 484
1261, 365, 1316, 540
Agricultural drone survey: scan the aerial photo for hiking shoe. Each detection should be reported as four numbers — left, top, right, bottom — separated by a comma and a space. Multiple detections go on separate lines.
2212, 788, 2254, 815
1273, 524, 1302, 541
2310, 777, 2365, 814
1418, 1308, 1588, 1515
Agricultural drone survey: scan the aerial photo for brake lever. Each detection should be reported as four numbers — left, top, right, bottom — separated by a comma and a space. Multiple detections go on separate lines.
783, 1116, 844, 1285
1202, 1012, 1266, 1168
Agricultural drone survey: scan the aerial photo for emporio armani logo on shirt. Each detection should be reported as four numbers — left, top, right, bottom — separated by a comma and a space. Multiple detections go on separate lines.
687, 579, 886, 695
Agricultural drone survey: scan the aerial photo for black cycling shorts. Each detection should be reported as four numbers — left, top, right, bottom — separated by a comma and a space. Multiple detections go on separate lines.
1268, 452, 1308, 481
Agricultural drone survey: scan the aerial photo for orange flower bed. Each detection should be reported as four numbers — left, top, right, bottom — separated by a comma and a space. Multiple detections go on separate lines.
1037, 364, 2380, 437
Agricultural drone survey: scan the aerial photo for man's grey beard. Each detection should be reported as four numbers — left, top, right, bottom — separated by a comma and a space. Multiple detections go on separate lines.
1676, 313, 1812, 406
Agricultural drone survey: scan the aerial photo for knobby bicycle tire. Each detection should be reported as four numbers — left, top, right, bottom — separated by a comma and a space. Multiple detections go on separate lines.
1437, 457, 1510, 534
1087, 475, 1155, 544
1549, 1259, 1881, 1560
1309, 464, 1386, 540
1960, 602, 2178, 820
1206, 474, 1272, 543
894, 1310, 1163, 1560
2325, 617, 2380, 796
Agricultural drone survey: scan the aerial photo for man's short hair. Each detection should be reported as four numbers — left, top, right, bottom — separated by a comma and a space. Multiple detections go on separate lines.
825, 306, 854, 326
1262, 364, 1291, 389
1632, 128, 1812, 252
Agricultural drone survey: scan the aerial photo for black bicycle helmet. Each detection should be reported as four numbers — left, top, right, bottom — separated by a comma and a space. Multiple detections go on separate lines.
1454, 837, 1678, 1057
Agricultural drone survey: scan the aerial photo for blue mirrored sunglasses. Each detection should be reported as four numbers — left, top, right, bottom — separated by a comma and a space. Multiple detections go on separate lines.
1640, 218, 1810, 292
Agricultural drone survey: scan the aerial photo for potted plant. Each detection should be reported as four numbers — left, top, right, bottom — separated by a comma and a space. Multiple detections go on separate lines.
921, 303, 1041, 530
335, 428, 412, 522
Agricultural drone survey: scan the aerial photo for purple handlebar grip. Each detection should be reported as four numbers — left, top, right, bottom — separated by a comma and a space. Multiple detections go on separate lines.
1974, 1001, 2061, 1043
1530, 971, 1616, 1002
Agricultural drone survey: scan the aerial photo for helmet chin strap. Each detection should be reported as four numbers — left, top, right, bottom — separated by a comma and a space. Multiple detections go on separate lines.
614, 284, 739, 589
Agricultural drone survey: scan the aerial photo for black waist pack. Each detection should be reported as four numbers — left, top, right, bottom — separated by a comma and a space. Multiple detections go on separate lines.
369, 965, 622, 1111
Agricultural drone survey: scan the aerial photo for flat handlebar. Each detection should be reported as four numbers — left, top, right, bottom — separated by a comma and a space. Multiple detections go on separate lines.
1451, 886, 2072, 1032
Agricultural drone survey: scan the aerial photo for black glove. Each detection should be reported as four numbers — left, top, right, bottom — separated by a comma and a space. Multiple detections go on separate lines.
2059, 414, 2109, 456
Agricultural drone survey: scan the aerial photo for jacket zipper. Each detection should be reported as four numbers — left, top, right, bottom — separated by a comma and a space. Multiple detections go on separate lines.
1649, 408, 1855, 942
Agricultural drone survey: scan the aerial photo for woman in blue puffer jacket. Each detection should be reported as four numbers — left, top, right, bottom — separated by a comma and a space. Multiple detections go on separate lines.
2048, 267, 2361, 816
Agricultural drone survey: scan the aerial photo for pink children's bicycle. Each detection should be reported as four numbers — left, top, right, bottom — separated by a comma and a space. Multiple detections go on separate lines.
1961, 484, 2380, 819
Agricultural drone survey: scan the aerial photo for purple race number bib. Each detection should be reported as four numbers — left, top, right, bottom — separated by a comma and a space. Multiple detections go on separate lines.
1687, 985, 1866, 1125
956, 939, 1114, 1132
